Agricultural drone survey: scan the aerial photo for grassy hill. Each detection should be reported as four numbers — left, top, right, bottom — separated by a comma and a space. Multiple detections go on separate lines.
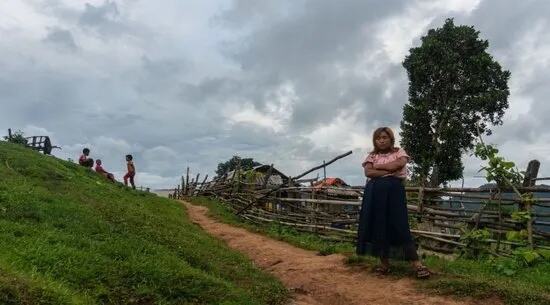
0, 142, 288, 305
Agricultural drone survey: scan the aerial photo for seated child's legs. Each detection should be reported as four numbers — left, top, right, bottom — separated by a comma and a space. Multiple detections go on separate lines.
83, 159, 94, 168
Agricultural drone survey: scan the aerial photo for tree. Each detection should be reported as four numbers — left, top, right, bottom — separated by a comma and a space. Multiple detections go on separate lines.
3, 130, 28, 146
215, 156, 261, 177
400, 18, 510, 187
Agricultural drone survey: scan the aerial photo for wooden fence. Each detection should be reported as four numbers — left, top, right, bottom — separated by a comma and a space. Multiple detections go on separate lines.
170, 154, 550, 256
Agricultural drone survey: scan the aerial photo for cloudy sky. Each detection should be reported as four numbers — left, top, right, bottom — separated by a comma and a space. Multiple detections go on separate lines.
1, 0, 550, 189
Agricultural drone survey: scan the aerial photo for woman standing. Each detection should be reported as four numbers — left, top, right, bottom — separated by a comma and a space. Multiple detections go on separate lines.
356, 127, 430, 278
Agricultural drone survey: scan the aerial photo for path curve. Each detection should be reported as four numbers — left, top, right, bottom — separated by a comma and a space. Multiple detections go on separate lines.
182, 201, 495, 305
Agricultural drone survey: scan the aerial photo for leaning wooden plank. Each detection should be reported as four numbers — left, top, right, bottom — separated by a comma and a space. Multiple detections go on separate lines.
274, 197, 361, 206
292, 150, 353, 181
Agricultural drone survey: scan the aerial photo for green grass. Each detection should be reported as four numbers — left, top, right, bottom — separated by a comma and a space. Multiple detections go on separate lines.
188, 196, 550, 305
418, 255, 550, 305
0, 142, 288, 305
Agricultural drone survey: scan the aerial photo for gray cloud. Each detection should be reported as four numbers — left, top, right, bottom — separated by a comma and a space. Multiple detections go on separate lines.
43, 27, 78, 51
79, 1, 120, 29
1, 0, 550, 188
77, 0, 149, 40
218, 0, 409, 130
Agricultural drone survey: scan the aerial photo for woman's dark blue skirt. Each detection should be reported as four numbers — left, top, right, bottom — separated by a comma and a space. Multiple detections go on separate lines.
356, 176, 418, 261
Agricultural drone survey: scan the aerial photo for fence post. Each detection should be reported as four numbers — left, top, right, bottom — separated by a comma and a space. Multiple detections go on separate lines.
526, 200, 534, 249
193, 173, 200, 196
522, 160, 540, 187
182, 176, 186, 197
185, 167, 190, 196
417, 187, 424, 216
198, 174, 208, 195
8, 128, 12, 141
522, 160, 539, 249
496, 191, 503, 253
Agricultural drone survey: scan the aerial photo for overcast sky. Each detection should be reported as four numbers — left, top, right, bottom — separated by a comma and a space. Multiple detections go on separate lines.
1, 0, 550, 189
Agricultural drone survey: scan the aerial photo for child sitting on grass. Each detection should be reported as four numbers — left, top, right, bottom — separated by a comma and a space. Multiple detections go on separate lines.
95, 159, 116, 183
78, 148, 94, 168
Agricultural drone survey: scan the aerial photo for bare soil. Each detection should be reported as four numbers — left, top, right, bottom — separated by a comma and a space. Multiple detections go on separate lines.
182, 201, 499, 305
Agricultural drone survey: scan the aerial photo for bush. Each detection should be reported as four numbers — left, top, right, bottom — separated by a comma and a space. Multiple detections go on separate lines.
4, 130, 27, 146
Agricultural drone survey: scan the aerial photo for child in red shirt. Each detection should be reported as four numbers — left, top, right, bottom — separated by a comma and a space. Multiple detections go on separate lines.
78, 148, 94, 168
95, 159, 115, 183
123, 154, 136, 189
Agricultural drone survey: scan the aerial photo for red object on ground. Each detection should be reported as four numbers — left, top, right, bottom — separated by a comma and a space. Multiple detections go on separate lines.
313, 177, 348, 189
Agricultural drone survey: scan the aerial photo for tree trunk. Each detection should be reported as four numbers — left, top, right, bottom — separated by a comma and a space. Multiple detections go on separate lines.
428, 118, 446, 188
429, 165, 440, 187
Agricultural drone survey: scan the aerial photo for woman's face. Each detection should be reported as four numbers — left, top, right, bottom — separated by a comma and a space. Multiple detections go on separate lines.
375, 131, 392, 151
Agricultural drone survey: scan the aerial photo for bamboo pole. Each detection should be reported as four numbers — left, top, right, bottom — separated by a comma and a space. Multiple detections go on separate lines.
185, 167, 190, 196
293, 151, 352, 181
527, 200, 534, 249
183, 172, 188, 196
418, 186, 424, 217
274, 197, 361, 206
197, 175, 208, 195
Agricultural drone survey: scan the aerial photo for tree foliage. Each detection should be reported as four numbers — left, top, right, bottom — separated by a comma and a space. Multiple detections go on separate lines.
215, 156, 261, 177
3, 130, 28, 146
400, 19, 510, 186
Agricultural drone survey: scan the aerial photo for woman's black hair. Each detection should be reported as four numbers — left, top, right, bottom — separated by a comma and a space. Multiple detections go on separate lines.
126, 154, 133, 160
83, 148, 90, 154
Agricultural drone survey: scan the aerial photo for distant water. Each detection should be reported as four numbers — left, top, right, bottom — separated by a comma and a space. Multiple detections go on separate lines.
446, 192, 550, 233
153, 189, 173, 198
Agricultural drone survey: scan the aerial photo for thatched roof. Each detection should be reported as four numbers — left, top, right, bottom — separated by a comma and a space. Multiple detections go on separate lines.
225, 165, 291, 186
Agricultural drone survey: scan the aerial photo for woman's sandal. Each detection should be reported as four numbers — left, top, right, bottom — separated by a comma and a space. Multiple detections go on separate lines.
374, 265, 391, 275
415, 266, 431, 279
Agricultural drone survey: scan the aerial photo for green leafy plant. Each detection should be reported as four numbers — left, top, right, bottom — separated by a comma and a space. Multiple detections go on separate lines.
513, 248, 543, 266
459, 228, 491, 258
473, 138, 539, 254
538, 249, 550, 260
511, 211, 531, 223
474, 143, 523, 187
494, 260, 518, 276
506, 230, 528, 242
3, 130, 27, 146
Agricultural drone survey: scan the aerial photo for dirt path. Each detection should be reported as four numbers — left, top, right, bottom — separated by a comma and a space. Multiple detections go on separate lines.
183, 201, 492, 305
